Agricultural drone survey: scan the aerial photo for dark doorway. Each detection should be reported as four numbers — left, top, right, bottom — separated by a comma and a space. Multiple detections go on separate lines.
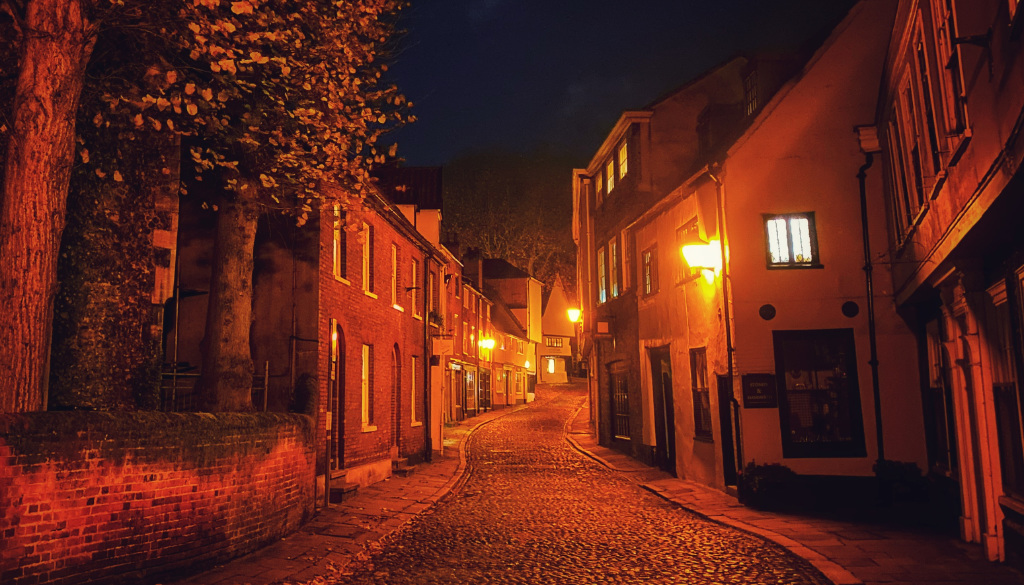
391, 344, 402, 454
329, 320, 345, 472
649, 347, 676, 475
718, 375, 737, 487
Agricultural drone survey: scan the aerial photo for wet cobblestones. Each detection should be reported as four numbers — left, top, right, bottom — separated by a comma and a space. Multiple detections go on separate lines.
333, 387, 831, 584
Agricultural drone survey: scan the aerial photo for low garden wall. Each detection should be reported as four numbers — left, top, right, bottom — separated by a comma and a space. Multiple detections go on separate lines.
0, 411, 316, 585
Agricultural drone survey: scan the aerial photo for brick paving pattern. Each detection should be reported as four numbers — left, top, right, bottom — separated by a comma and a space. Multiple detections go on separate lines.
332, 385, 830, 584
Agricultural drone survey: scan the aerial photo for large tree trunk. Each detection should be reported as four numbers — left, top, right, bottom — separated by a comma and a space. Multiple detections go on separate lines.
198, 194, 258, 412
0, 0, 94, 413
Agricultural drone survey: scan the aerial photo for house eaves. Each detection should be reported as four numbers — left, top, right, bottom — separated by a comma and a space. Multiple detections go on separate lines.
723, 0, 870, 159
584, 111, 653, 175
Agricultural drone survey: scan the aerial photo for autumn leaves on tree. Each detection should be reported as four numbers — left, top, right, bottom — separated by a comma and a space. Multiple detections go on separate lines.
0, 0, 409, 412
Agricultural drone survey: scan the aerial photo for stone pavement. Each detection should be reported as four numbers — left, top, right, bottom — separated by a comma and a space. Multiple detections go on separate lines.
565, 399, 1024, 585
169, 404, 527, 585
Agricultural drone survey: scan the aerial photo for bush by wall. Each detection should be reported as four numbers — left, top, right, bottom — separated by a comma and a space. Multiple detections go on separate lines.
0, 411, 315, 585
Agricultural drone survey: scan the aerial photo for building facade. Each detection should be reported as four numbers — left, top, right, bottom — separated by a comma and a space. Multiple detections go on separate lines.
875, 0, 1024, 564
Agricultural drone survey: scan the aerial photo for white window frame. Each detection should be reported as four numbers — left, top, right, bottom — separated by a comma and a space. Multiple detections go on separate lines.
332, 204, 347, 281
411, 356, 420, 424
361, 222, 375, 296
597, 246, 607, 304
609, 238, 619, 298
361, 344, 375, 428
764, 212, 819, 268
618, 141, 628, 179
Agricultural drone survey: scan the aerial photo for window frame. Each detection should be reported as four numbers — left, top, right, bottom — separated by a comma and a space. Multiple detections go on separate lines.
763, 212, 821, 269
609, 237, 620, 298
411, 259, 421, 318
773, 328, 867, 458
676, 219, 702, 283
597, 246, 608, 304
690, 348, 713, 440
411, 355, 421, 425
361, 343, 375, 428
361, 222, 375, 295
606, 159, 615, 194
618, 141, 628, 180
641, 245, 658, 297
332, 204, 347, 281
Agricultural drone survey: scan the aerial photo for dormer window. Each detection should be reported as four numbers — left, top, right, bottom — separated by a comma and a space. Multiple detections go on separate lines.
744, 69, 759, 116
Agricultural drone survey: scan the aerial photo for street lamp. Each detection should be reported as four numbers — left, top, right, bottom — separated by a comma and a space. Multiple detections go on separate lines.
567, 308, 581, 323
681, 239, 722, 284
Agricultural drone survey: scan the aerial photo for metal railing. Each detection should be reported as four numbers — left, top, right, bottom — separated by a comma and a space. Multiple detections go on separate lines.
160, 361, 270, 412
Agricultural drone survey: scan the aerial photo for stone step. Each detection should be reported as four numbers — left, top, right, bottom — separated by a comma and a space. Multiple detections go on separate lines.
392, 458, 416, 477
329, 481, 359, 503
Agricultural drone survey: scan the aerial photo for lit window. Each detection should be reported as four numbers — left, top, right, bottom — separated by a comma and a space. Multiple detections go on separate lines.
547, 359, 556, 374
764, 213, 818, 268
691, 348, 712, 439
642, 246, 658, 296
411, 260, 420, 317
676, 220, 701, 282
411, 356, 419, 423
597, 246, 607, 304
618, 141, 628, 179
545, 337, 563, 348
361, 223, 374, 293
596, 173, 604, 205
391, 244, 399, 306
361, 344, 374, 425
606, 159, 615, 193
609, 238, 619, 298
332, 205, 347, 279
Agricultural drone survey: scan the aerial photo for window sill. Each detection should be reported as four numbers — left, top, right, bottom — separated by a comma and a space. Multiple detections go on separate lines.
361, 424, 377, 433
392, 304, 405, 312
413, 313, 422, 321
999, 495, 1024, 518
766, 263, 824, 270
411, 421, 423, 428
694, 434, 714, 444
364, 290, 378, 299
334, 275, 350, 285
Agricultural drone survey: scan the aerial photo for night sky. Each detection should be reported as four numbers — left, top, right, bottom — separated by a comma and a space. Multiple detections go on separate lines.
384, 0, 858, 168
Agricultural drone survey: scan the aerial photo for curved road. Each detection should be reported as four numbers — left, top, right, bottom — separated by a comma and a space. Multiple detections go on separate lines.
334, 385, 830, 584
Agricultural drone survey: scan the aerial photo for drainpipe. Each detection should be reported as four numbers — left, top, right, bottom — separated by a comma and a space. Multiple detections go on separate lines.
424, 257, 432, 462
857, 152, 885, 464
708, 163, 741, 476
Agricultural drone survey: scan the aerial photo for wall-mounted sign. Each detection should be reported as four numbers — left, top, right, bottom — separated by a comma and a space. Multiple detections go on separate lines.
742, 373, 778, 408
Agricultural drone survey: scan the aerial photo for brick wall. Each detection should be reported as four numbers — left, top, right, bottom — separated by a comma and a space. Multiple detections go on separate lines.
0, 412, 315, 585
318, 203, 429, 475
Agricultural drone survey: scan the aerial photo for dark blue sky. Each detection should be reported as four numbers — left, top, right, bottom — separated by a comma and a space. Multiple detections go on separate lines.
384, 0, 856, 167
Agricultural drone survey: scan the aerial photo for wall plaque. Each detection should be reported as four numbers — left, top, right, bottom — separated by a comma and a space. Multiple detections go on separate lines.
742, 373, 778, 408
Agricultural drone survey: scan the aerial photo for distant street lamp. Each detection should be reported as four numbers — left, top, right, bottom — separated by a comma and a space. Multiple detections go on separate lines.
567, 308, 581, 323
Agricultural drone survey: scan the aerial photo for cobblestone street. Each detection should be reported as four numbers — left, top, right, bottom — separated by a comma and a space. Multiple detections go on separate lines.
333, 386, 830, 584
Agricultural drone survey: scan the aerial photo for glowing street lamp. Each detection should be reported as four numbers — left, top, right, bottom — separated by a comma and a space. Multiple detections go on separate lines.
681, 239, 722, 284
478, 338, 496, 350
567, 308, 582, 323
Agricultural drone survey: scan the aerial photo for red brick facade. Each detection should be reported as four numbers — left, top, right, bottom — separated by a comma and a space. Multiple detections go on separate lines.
0, 412, 315, 585
317, 198, 433, 481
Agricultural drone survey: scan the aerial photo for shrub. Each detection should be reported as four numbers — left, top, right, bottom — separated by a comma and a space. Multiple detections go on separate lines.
738, 462, 798, 510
